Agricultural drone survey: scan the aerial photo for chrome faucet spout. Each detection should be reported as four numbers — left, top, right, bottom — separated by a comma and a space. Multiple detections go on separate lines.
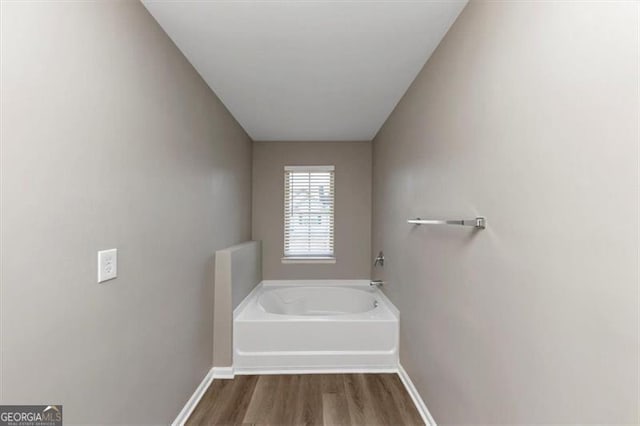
370, 280, 385, 288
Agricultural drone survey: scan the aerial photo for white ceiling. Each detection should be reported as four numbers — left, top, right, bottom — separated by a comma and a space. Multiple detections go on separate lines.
142, 0, 468, 141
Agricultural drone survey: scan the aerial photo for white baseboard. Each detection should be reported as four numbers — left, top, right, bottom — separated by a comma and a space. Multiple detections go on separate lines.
397, 364, 437, 426
172, 367, 215, 426
212, 366, 235, 378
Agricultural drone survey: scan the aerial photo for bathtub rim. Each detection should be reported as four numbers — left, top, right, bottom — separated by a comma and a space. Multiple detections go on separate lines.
234, 279, 399, 321
258, 284, 378, 316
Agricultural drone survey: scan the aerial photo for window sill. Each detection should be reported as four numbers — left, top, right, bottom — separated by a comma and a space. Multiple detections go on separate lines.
281, 257, 336, 264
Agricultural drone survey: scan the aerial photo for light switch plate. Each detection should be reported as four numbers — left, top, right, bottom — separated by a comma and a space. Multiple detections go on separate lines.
98, 249, 117, 283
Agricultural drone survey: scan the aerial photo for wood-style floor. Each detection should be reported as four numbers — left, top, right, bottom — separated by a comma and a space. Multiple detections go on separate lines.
186, 374, 424, 425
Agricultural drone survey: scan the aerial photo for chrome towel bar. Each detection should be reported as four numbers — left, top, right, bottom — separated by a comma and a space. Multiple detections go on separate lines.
408, 217, 486, 229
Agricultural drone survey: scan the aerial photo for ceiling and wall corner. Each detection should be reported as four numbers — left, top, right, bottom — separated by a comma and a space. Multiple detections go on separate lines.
142, 0, 469, 142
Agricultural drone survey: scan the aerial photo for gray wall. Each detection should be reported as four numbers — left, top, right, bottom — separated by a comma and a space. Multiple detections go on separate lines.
372, 1, 639, 424
253, 141, 371, 280
213, 241, 261, 367
1, 1, 251, 424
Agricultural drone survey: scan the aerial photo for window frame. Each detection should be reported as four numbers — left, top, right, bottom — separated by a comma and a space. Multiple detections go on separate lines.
282, 165, 336, 264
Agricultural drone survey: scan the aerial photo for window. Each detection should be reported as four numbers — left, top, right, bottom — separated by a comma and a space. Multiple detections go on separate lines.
283, 165, 335, 262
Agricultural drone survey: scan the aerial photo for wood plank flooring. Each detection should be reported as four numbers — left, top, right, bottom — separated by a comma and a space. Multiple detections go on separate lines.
186, 374, 424, 426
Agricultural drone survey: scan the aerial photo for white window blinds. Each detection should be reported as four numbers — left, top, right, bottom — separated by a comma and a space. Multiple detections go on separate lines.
284, 165, 335, 258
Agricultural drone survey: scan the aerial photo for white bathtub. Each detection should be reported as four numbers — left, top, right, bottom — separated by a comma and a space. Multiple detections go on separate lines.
233, 280, 399, 373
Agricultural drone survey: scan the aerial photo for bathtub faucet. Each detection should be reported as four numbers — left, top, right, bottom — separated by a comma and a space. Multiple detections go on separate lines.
370, 280, 385, 288
373, 251, 384, 267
